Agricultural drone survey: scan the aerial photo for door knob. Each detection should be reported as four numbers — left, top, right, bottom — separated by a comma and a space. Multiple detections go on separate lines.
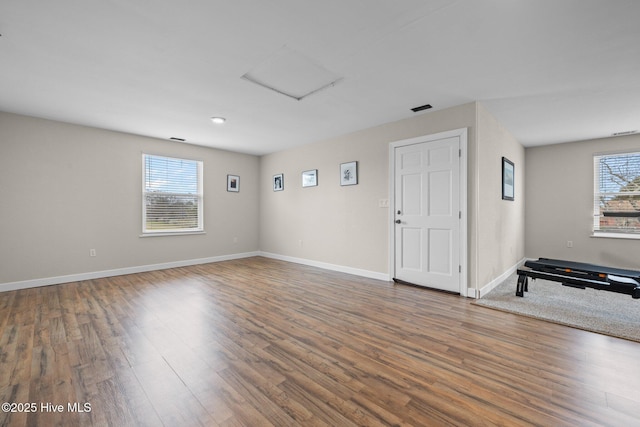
395, 220, 401, 224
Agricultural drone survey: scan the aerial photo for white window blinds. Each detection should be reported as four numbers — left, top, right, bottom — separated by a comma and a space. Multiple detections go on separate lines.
593, 151, 640, 234
143, 154, 203, 233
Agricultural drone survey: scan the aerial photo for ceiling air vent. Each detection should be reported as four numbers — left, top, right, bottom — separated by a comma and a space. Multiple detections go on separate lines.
411, 104, 433, 112
169, 137, 186, 142
612, 130, 637, 137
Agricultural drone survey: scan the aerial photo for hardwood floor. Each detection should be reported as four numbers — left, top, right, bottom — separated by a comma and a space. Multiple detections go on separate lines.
1, 257, 640, 426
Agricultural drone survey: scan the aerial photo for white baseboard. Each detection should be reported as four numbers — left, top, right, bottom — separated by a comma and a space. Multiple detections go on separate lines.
259, 252, 390, 282
0, 251, 260, 293
477, 258, 527, 299
2, 251, 528, 298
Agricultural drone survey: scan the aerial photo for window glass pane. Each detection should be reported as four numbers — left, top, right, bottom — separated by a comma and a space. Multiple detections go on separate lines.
145, 156, 199, 194
595, 152, 640, 234
143, 154, 203, 233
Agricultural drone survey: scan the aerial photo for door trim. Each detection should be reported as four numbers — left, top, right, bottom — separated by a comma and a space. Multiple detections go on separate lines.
388, 128, 468, 297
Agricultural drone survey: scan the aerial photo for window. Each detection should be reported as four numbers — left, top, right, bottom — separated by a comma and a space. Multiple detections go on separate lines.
142, 154, 203, 234
593, 151, 640, 236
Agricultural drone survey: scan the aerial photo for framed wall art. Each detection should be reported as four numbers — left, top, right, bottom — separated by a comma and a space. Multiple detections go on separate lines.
340, 161, 358, 186
302, 169, 318, 187
273, 173, 284, 191
227, 174, 239, 192
502, 157, 514, 201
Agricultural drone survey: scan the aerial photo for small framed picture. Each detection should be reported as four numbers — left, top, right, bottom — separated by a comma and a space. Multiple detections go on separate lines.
273, 173, 284, 191
302, 169, 318, 187
227, 175, 239, 192
340, 161, 358, 186
502, 157, 514, 201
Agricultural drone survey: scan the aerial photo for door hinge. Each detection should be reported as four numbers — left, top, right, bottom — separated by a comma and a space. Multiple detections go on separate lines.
459, 148, 462, 157
459, 265, 462, 273
459, 211, 462, 219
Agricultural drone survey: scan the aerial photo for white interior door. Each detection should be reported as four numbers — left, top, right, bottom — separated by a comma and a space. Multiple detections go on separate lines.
392, 131, 464, 294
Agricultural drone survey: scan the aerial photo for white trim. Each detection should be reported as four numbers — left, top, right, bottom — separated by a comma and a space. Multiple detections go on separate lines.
477, 257, 527, 299
0, 251, 260, 293
460, 131, 468, 297
139, 231, 207, 238
259, 252, 390, 282
467, 287, 478, 299
591, 232, 640, 240
388, 128, 469, 297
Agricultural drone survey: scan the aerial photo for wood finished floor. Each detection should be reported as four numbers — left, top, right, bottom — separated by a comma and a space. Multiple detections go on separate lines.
1, 257, 640, 427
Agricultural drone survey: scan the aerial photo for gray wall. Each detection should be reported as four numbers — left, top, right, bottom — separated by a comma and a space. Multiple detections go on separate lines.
0, 112, 260, 285
525, 134, 640, 269
260, 103, 476, 281
1, 103, 527, 295
260, 102, 525, 293
476, 103, 526, 289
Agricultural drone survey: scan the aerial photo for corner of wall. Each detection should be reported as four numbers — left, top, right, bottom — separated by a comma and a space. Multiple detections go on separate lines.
474, 103, 526, 292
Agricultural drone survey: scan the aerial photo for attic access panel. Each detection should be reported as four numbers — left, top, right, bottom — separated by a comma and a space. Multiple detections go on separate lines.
242, 47, 341, 100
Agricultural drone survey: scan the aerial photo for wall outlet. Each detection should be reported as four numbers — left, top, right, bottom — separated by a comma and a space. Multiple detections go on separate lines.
89, 248, 96, 257
567, 241, 573, 248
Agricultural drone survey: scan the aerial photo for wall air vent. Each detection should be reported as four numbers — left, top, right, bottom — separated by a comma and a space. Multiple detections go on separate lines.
411, 104, 433, 112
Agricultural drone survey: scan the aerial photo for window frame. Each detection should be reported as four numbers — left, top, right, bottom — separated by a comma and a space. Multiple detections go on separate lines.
141, 153, 204, 236
593, 150, 640, 239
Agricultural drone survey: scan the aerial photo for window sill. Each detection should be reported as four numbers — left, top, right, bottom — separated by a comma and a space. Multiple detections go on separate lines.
140, 231, 206, 238
591, 232, 640, 240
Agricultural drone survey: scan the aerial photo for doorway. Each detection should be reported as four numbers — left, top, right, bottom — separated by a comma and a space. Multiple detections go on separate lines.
389, 128, 467, 296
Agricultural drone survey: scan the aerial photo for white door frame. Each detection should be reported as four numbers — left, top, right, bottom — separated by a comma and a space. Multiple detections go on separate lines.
388, 128, 468, 297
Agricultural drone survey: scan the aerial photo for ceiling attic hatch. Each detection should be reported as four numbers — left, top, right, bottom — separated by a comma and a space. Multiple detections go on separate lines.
242, 47, 342, 101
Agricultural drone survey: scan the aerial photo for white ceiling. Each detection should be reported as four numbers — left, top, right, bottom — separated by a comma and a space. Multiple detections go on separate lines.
1, 0, 639, 155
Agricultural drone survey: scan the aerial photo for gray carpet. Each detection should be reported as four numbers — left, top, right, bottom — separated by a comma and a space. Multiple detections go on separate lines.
474, 273, 640, 343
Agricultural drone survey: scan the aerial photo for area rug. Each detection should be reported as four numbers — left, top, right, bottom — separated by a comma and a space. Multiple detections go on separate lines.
474, 273, 640, 343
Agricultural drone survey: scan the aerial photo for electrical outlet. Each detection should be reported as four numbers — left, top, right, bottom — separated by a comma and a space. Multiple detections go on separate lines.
567, 241, 573, 248
89, 249, 96, 257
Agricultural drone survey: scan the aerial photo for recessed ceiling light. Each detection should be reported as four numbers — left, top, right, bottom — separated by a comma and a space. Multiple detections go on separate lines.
210, 117, 226, 124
